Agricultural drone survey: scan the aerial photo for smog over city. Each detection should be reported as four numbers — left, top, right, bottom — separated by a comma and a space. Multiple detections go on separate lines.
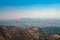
0, 0, 60, 40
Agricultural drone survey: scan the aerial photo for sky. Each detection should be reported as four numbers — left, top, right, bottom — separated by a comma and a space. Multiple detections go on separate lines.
0, 0, 60, 20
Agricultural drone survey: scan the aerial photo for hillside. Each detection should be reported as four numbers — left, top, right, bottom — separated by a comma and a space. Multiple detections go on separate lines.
0, 25, 60, 40
39, 27, 60, 35
0, 25, 39, 40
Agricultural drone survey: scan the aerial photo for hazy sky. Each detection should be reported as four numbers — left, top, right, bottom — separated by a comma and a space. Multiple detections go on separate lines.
0, 0, 60, 20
